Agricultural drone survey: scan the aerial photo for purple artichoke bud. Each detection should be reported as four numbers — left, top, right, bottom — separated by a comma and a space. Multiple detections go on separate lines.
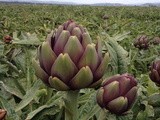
0, 109, 7, 120
149, 60, 160, 86
152, 37, 160, 45
134, 35, 149, 50
33, 20, 110, 91
96, 73, 138, 115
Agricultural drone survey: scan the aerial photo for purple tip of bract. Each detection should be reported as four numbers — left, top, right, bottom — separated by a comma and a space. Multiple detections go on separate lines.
63, 19, 75, 30
34, 20, 111, 91
0, 109, 7, 120
149, 60, 160, 85
97, 73, 138, 115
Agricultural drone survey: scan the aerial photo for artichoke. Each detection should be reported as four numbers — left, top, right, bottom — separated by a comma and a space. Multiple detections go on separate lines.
134, 35, 149, 50
96, 73, 138, 115
0, 109, 6, 120
149, 60, 160, 86
152, 37, 160, 45
3, 35, 12, 43
33, 20, 110, 91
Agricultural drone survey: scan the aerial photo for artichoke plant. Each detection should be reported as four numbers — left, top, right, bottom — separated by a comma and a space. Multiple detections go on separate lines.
134, 35, 149, 50
0, 109, 6, 120
33, 20, 110, 91
96, 73, 138, 115
152, 37, 160, 45
149, 60, 160, 86
3, 35, 12, 43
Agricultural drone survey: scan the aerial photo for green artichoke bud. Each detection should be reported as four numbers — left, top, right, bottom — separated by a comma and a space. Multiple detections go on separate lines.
96, 73, 138, 115
149, 60, 160, 86
0, 109, 7, 120
33, 20, 110, 91
134, 35, 149, 50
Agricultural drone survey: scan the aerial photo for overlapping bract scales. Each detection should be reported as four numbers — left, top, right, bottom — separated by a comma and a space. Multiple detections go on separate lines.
151, 37, 160, 45
0, 109, 7, 120
33, 20, 110, 91
134, 35, 149, 50
96, 73, 137, 115
149, 60, 160, 86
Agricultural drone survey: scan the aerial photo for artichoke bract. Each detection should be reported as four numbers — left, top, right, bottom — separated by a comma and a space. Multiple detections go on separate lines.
134, 35, 149, 50
0, 109, 7, 120
33, 20, 110, 91
96, 73, 138, 115
152, 37, 160, 45
149, 60, 160, 86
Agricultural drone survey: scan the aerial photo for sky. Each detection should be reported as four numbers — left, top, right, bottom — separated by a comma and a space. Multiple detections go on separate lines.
1, 0, 160, 4
50, 0, 160, 4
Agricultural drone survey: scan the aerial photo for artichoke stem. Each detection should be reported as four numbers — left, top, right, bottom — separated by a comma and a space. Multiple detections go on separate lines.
64, 90, 79, 120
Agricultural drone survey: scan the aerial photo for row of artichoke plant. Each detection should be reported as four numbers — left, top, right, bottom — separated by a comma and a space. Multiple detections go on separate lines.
134, 35, 160, 50
1, 20, 160, 119
32, 20, 139, 118
133, 35, 160, 86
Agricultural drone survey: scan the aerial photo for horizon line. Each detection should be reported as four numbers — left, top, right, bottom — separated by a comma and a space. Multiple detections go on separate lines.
0, 0, 159, 5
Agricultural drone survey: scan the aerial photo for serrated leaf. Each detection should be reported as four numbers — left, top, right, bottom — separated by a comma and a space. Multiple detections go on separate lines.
26, 92, 62, 120
96, 109, 106, 120
104, 34, 129, 75
136, 100, 155, 119
0, 44, 4, 56
30, 107, 59, 120
154, 107, 160, 119
116, 112, 133, 120
0, 57, 19, 74
79, 91, 101, 120
79, 104, 101, 120
0, 81, 23, 99
78, 89, 94, 104
136, 110, 147, 120
148, 93, 160, 107
0, 95, 20, 120
113, 32, 130, 42
106, 113, 117, 120
108, 39, 128, 74
105, 42, 118, 75
145, 105, 154, 117
12, 51, 26, 73
15, 80, 42, 112
0, 64, 8, 74
12, 32, 41, 45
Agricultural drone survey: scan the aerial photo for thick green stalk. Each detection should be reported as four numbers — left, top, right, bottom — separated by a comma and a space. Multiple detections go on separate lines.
64, 90, 79, 120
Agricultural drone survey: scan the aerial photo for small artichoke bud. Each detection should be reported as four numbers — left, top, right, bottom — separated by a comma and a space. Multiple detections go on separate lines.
149, 60, 160, 86
152, 37, 160, 45
96, 73, 138, 115
3, 35, 12, 43
33, 20, 110, 91
0, 109, 7, 120
134, 35, 149, 50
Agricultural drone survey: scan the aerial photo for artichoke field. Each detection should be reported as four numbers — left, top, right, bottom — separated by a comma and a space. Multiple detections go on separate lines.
0, 5, 160, 120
